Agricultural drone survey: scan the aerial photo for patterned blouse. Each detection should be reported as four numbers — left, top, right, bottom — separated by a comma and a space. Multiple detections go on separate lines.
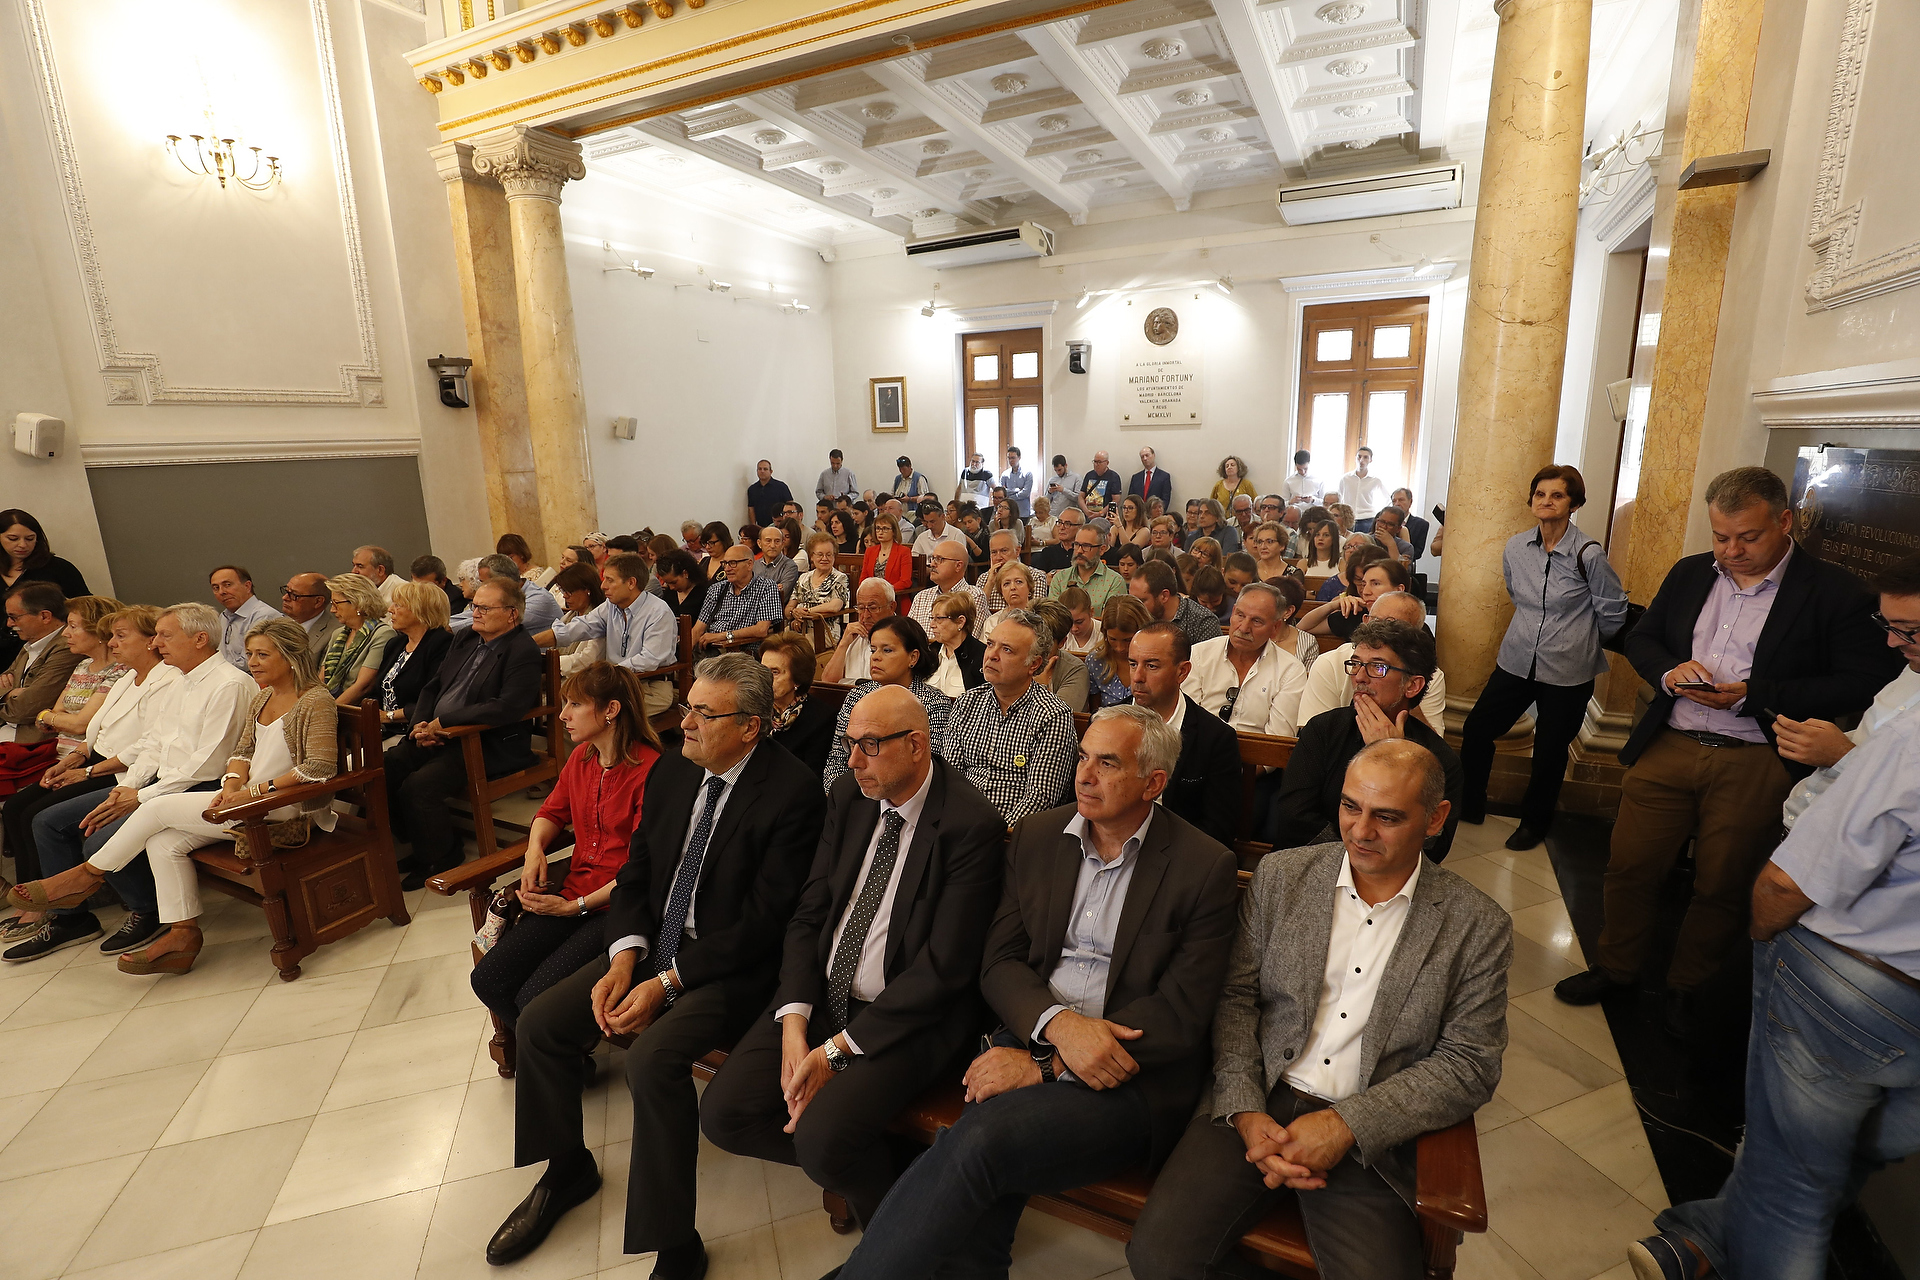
54, 658, 129, 755
322, 622, 394, 697
791, 568, 851, 645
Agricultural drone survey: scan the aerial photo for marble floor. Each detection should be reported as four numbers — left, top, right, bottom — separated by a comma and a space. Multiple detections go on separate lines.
0, 812, 1658, 1280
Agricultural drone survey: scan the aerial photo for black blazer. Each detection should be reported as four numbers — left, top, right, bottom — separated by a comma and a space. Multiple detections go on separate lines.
1128, 469, 1174, 508
980, 803, 1240, 1170
772, 694, 837, 775
409, 625, 544, 766
949, 635, 987, 690
374, 628, 454, 723
773, 759, 1006, 1059
607, 741, 826, 1011
1621, 549, 1901, 776
1165, 696, 1241, 846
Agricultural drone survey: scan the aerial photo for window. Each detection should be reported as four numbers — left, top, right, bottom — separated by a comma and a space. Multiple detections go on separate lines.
1297, 298, 1429, 497
963, 327, 1043, 468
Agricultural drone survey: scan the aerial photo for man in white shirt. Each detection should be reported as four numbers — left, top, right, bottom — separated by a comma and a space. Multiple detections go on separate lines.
1297, 592, 1448, 728
11, 601, 254, 962
908, 540, 987, 640
822, 579, 896, 684
1283, 450, 1324, 507
957, 452, 994, 506
1180, 583, 1309, 737
352, 546, 401, 602
1128, 739, 1510, 1280
533, 553, 679, 715
210, 565, 283, 671
1337, 447, 1391, 517
911, 504, 973, 562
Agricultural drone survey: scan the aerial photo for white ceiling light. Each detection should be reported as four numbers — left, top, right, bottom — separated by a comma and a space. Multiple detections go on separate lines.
1075, 286, 1091, 309
1215, 275, 1234, 295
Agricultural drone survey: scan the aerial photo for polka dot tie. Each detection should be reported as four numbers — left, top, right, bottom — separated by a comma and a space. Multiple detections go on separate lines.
825, 810, 906, 1032
655, 776, 726, 976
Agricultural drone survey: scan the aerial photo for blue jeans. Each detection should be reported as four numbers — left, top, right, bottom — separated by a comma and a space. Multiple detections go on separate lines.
30, 789, 169, 919
1660, 926, 1920, 1280
838, 1078, 1152, 1280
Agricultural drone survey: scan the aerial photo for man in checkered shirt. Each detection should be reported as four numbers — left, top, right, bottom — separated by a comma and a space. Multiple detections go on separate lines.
908, 539, 988, 640
942, 609, 1077, 827
692, 546, 784, 651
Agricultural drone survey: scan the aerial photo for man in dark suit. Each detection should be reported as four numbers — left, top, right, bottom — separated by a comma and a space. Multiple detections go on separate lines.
488, 655, 826, 1277
383, 577, 542, 889
1127, 622, 1240, 845
1555, 467, 1903, 1033
837, 704, 1240, 1280
1128, 445, 1174, 510
699, 685, 1005, 1227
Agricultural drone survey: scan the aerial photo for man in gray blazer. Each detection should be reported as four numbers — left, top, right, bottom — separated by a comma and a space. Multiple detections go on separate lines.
1129, 739, 1510, 1280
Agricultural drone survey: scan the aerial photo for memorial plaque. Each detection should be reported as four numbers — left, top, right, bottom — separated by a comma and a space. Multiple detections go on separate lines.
1792, 446, 1920, 576
1121, 354, 1202, 425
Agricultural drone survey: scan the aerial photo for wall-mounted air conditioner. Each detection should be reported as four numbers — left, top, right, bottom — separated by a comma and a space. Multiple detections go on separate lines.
1276, 165, 1463, 227
904, 222, 1055, 269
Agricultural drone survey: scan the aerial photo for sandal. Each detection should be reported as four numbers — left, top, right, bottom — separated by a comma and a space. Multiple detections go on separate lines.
118, 924, 202, 976
7, 865, 106, 912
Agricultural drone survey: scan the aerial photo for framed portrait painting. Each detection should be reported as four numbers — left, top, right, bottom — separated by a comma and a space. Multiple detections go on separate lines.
871, 377, 907, 433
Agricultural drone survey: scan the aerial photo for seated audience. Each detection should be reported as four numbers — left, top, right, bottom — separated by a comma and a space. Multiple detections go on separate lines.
927, 593, 986, 697
210, 565, 282, 670
2, 606, 171, 918
984, 530, 1046, 611
908, 541, 987, 640
983, 561, 1037, 638
30, 596, 128, 764
1028, 495, 1056, 546
1187, 536, 1224, 574
1315, 541, 1387, 603
1115, 544, 1145, 583
548, 563, 608, 676
320, 573, 395, 703
1031, 599, 1090, 714
1300, 558, 1410, 646
1031, 508, 1081, 573
1268, 619, 1463, 861
1059, 586, 1100, 658
1181, 582, 1309, 736
470, 663, 661, 1025
693, 544, 784, 652
1129, 740, 1510, 1280
351, 545, 401, 601
941, 610, 1077, 827
821, 579, 895, 685
1146, 515, 1181, 560
861, 512, 914, 595
535, 553, 677, 715
1187, 499, 1242, 554
1129, 559, 1223, 647
1220, 551, 1258, 611
1087, 595, 1150, 709
1329, 503, 1356, 536
0, 584, 86, 750
823, 617, 951, 790
827, 510, 862, 555
788, 532, 850, 646
412, 554, 465, 617
990, 497, 1029, 551
1269, 575, 1321, 667
679, 521, 705, 557
653, 549, 708, 621
496, 533, 551, 588
1191, 566, 1229, 624
12, 618, 338, 976
1300, 592, 1448, 727
1364, 505, 1416, 563
755, 524, 800, 603
8, 603, 254, 962
1296, 520, 1342, 573
699, 523, 732, 582
700, 684, 1005, 1230
385, 578, 543, 890
454, 555, 561, 636
1128, 622, 1240, 845
1047, 523, 1126, 613
485, 656, 825, 1275
836, 705, 1239, 1280
371, 581, 454, 732
1117, 494, 1154, 548
761, 632, 836, 774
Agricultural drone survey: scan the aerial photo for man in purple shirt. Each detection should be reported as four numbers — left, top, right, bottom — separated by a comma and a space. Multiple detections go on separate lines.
1555, 468, 1902, 1037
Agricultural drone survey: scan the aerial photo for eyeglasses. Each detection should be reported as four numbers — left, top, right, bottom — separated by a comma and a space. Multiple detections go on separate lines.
280, 586, 326, 600
926, 554, 964, 566
841, 728, 913, 757
1344, 656, 1417, 680
1874, 612, 1920, 645
469, 603, 517, 616
720, 558, 752, 568
685, 705, 751, 723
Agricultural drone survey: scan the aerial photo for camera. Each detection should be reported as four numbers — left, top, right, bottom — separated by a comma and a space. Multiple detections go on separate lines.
1066, 340, 1092, 375
426, 354, 473, 409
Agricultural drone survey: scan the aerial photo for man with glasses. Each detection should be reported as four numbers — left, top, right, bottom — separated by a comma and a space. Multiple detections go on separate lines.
1080, 451, 1121, 508
908, 540, 987, 640
532, 552, 678, 716
278, 570, 339, 663
452, 554, 561, 636
692, 545, 783, 652
490, 656, 826, 1277
1181, 581, 1308, 737
911, 500, 976, 564
958, 452, 994, 506
1230, 493, 1257, 538
1266, 618, 1462, 860
941, 609, 1076, 827
821, 579, 896, 684
383, 578, 543, 889
0, 583, 82, 744
1032, 508, 1082, 574
700, 685, 1005, 1234
1048, 523, 1125, 613
1296, 592, 1446, 728
209, 565, 281, 671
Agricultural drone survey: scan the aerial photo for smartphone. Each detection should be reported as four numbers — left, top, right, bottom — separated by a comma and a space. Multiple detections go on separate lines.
1673, 680, 1718, 693
1754, 707, 1780, 726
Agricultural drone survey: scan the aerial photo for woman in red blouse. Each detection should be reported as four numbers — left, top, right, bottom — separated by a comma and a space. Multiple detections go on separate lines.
861, 512, 914, 594
469, 661, 661, 1025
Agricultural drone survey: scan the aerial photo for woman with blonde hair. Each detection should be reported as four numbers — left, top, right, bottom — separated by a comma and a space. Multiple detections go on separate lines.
1211, 455, 1256, 508
1085, 595, 1150, 709
9, 617, 339, 974
320, 573, 394, 702
1028, 494, 1056, 548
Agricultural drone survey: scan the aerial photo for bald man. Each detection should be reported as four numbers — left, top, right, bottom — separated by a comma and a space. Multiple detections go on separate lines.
279, 571, 340, 663
1296, 592, 1448, 727
701, 685, 1006, 1231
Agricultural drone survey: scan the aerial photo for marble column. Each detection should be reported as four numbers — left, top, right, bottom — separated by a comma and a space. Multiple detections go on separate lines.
431, 141, 546, 551
1437, 0, 1593, 723
472, 125, 600, 567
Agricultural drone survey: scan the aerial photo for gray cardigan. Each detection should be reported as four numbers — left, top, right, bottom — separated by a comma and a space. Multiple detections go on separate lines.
1208, 842, 1510, 1206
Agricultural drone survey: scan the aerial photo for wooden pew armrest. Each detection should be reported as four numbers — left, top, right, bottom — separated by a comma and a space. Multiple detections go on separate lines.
1413, 1117, 1487, 1234
210, 765, 383, 823
427, 841, 577, 896
438, 709, 552, 740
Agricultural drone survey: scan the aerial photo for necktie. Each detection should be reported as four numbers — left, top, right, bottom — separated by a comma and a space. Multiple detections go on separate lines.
825, 810, 906, 1031
655, 776, 726, 975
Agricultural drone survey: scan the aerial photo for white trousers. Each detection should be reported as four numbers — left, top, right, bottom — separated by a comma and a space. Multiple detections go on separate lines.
88, 791, 228, 923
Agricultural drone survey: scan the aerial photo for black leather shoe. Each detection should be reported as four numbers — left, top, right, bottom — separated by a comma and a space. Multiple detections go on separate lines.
1504, 826, 1546, 851
1554, 967, 1632, 1006
1664, 989, 1697, 1041
653, 1235, 708, 1280
485, 1161, 601, 1266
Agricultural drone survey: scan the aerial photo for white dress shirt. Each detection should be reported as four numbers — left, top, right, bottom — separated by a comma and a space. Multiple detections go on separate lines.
118, 656, 257, 802
773, 764, 933, 1053
1284, 853, 1422, 1101
1180, 636, 1310, 736
1283, 472, 1325, 505
86, 664, 183, 780
549, 591, 677, 675
1338, 471, 1392, 516
1297, 642, 1449, 729
375, 574, 400, 603
608, 747, 755, 962
839, 633, 872, 682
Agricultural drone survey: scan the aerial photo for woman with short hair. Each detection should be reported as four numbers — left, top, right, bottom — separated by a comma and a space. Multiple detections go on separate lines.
370, 580, 454, 734
321, 573, 395, 703
983, 561, 1037, 638
927, 592, 986, 697
550, 563, 609, 677
788, 532, 851, 646
761, 632, 835, 774
861, 513, 914, 594
821, 616, 950, 790
1028, 495, 1056, 549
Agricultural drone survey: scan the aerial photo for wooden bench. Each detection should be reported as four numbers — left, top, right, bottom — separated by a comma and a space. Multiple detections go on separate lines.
188, 700, 410, 981
441, 650, 564, 866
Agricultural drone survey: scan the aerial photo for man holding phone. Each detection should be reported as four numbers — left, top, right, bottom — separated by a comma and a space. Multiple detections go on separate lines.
1554, 469, 1902, 1038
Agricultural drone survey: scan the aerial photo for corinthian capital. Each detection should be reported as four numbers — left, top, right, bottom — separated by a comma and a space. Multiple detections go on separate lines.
471, 125, 586, 201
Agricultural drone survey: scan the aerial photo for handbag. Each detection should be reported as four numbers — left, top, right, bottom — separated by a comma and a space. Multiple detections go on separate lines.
227, 813, 314, 861
1576, 543, 1645, 655
473, 886, 522, 955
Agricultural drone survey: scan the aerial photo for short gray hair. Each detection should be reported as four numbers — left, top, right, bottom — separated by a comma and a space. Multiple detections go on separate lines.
694, 652, 774, 728
1234, 581, 1284, 618
1092, 704, 1182, 779
355, 545, 395, 574
160, 601, 220, 646
996, 607, 1055, 671
455, 557, 483, 590
478, 553, 522, 582
1704, 466, 1789, 518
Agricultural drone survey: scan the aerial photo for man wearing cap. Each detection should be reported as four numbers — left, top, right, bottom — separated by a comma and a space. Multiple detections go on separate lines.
892, 456, 934, 500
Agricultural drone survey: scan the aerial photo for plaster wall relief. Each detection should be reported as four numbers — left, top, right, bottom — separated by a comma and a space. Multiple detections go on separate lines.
22, 0, 383, 406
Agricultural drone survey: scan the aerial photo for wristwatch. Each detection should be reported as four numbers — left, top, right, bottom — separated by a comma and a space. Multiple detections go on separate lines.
823, 1036, 851, 1073
1030, 1035, 1056, 1083
726, 630, 734, 644
575, 896, 588, 916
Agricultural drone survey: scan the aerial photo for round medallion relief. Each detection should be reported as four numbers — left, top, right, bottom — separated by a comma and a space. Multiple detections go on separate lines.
1144, 308, 1178, 345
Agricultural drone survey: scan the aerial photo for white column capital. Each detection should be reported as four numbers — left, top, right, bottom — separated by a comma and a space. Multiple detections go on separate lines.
429, 141, 481, 185
471, 125, 586, 201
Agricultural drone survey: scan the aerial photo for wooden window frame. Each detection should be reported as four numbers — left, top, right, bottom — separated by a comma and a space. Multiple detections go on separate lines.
1295, 297, 1430, 492
962, 327, 1044, 468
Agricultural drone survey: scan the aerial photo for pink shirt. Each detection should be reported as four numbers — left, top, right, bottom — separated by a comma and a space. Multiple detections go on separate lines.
1667, 545, 1793, 743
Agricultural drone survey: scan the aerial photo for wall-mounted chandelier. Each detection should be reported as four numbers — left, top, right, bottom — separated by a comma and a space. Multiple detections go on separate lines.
164, 132, 282, 191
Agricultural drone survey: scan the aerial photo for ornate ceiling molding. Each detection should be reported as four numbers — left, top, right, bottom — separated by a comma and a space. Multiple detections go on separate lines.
22, 0, 383, 407
81, 435, 421, 467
